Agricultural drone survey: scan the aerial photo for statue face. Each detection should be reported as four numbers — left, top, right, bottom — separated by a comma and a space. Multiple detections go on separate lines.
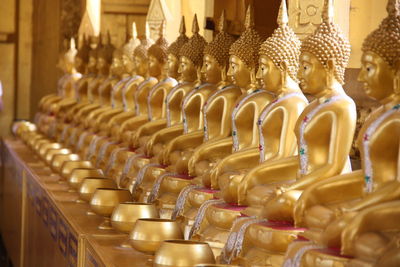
298, 52, 328, 95
358, 51, 395, 101
134, 55, 148, 77
64, 59, 75, 74
110, 56, 125, 77
167, 54, 179, 79
74, 56, 85, 73
178, 56, 197, 82
227, 55, 251, 89
201, 55, 222, 84
96, 57, 109, 75
122, 54, 134, 74
257, 55, 282, 93
88, 56, 97, 74
148, 54, 162, 78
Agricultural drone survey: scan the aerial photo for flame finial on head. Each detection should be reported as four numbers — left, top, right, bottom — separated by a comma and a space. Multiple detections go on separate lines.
148, 20, 169, 64
179, 14, 207, 68
229, 4, 263, 70
259, 0, 301, 82
300, 0, 351, 84
322, 0, 335, 24
277, 0, 289, 26
132, 22, 138, 40
244, 4, 255, 29
192, 14, 200, 34
362, 0, 400, 68
204, 10, 236, 68
218, 9, 228, 32
167, 16, 189, 58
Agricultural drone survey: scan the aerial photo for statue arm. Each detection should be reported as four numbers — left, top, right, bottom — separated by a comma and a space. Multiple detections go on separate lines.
293, 170, 364, 226
131, 119, 168, 147
344, 180, 400, 212
237, 156, 299, 205
209, 148, 260, 189
187, 137, 233, 176
163, 130, 204, 164
287, 109, 356, 191
341, 200, 400, 255
145, 124, 184, 156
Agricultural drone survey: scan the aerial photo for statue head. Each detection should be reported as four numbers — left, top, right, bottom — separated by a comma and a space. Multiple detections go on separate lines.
122, 22, 141, 75
148, 21, 169, 78
75, 35, 90, 74
299, 0, 351, 96
64, 38, 78, 74
358, 0, 400, 101
257, 0, 301, 93
87, 36, 101, 74
110, 48, 125, 77
228, 5, 263, 89
166, 16, 189, 79
202, 10, 236, 84
97, 32, 116, 75
133, 23, 152, 77
179, 14, 207, 82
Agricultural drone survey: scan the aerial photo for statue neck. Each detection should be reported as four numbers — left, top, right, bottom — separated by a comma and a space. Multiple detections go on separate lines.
382, 93, 400, 111
315, 80, 345, 104
276, 76, 302, 97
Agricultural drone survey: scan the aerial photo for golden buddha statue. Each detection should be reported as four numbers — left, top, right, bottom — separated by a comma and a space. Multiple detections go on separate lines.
174, 4, 270, 239
225, 0, 358, 265
148, 10, 238, 217
36, 38, 82, 135
185, 1, 308, 257
121, 15, 205, 200
122, 22, 141, 78
282, 1, 400, 264
98, 21, 178, 174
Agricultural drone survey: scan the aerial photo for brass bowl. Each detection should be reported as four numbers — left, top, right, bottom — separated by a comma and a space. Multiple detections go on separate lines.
60, 160, 93, 179
90, 188, 133, 229
130, 219, 183, 254
45, 148, 71, 165
194, 265, 240, 267
68, 168, 104, 189
78, 178, 117, 202
38, 142, 62, 159
32, 138, 50, 152
111, 203, 159, 233
154, 240, 215, 266
50, 153, 80, 173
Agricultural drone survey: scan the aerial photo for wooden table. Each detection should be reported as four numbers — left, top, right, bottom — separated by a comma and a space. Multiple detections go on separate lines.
1, 138, 152, 267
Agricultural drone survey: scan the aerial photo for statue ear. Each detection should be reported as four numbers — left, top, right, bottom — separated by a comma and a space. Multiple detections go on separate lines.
326, 58, 336, 84
326, 58, 336, 73
221, 65, 227, 81
394, 60, 400, 95
250, 67, 257, 83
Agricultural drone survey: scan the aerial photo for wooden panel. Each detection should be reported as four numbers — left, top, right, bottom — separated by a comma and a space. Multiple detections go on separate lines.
31, 0, 62, 119
102, 0, 150, 14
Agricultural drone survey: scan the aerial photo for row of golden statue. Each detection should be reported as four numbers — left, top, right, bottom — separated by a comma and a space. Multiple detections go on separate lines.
13, 0, 400, 266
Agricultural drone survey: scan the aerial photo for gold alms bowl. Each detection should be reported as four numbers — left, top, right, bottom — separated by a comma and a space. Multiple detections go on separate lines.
50, 153, 80, 173
78, 178, 117, 202
129, 219, 183, 254
38, 142, 62, 159
44, 148, 71, 165
90, 188, 133, 229
154, 240, 215, 266
68, 168, 104, 189
61, 160, 93, 179
194, 265, 240, 267
111, 202, 159, 233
